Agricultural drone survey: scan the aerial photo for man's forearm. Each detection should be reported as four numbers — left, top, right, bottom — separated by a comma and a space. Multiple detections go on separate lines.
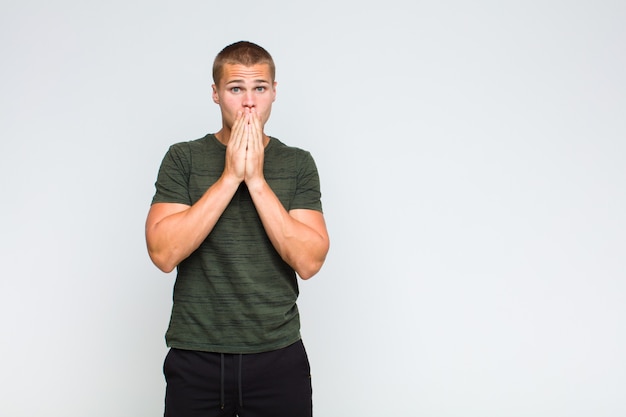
146, 175, 241, 272
247, 179, 330, 279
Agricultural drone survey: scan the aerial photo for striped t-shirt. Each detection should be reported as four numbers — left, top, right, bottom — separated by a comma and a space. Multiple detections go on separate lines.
151, 134, 323, 353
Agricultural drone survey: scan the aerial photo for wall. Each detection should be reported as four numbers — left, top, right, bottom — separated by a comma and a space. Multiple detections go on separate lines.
1, 1, 625, 416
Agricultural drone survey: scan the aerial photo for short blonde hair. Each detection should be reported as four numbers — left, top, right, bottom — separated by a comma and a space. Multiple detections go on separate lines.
212, 41, 275, 86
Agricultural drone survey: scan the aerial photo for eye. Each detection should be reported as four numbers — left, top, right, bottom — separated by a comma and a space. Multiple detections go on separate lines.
255, 86, 266, 93
230, 87, 241, 93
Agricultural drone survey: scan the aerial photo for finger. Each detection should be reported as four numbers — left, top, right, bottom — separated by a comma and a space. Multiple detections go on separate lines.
230, 111, 246, 148
247, 109, 261, 144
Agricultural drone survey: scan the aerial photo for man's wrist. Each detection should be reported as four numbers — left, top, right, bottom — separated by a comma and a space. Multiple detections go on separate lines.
245, 177, 268, 195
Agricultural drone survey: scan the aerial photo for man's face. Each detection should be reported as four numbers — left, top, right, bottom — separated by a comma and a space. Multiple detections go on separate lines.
212, 63, 277, 131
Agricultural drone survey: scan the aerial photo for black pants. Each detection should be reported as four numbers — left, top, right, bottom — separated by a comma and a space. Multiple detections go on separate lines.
163, 340, 313, 417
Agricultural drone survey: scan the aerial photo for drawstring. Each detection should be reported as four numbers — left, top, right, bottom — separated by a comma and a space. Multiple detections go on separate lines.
219, 353, 244, 409
220, 353, 225, 410
238, 354, 244, 408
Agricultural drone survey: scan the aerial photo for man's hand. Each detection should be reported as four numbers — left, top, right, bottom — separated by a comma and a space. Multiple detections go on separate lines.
223, 110, 249, 184
244, 107, 266, 189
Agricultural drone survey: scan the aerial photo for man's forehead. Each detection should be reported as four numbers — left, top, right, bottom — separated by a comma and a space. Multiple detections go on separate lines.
222, 63, 272, 83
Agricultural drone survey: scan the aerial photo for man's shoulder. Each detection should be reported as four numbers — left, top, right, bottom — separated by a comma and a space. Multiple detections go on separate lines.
269, 136, 311, 156
163, 134, 222, 165
168, 133, 216, 151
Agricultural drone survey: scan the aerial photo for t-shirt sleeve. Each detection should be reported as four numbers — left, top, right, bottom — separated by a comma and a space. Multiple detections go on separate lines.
151, 144, 192, 206
292, 151, 323, 212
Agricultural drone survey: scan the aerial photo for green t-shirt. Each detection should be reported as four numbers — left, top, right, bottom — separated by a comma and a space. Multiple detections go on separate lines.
151, 134, 323, 353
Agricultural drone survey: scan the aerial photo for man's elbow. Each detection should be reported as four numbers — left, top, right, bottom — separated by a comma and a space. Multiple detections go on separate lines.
148, 249, 177, 273
295, 253, 328, 280
297, 265, 320, 280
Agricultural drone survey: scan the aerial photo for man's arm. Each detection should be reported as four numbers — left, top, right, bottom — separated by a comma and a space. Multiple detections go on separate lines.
244, 111, 330, 279
248, 182, 330, 279
146, 111, 251, 272
145, 175, 241, 273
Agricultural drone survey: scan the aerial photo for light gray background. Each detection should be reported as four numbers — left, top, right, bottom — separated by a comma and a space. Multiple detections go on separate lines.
1, 1, 624, 416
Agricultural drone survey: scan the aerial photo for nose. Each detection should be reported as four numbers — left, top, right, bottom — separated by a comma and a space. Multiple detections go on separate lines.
242, 90, 255, 108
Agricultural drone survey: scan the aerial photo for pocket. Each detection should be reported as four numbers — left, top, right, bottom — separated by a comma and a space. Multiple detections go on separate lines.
296, 340, 312, 377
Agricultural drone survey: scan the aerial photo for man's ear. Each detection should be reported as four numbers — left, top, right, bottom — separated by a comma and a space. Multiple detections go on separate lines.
272, 81, 277, 102
212, 84, 219, 104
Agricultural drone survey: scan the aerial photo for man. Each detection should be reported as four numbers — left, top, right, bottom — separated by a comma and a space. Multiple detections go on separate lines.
145, 41, 329, 417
